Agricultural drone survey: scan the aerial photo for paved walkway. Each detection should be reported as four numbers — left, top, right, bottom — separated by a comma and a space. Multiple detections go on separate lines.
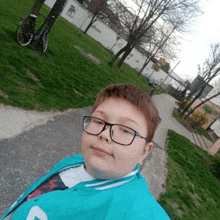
0, 94, 215, 215
142, 94, 212, 199
152, 94, 213, 150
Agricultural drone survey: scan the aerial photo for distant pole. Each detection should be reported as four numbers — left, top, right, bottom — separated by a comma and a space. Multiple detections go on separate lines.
148, 70, 155, 79
160, 61, 180, 86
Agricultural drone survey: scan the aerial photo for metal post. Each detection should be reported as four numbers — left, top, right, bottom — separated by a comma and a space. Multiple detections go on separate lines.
160, 61, 180, 86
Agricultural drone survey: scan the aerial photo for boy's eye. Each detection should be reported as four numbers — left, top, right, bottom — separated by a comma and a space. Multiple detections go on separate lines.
120, 126, 134, 135
92, 118, 104, 125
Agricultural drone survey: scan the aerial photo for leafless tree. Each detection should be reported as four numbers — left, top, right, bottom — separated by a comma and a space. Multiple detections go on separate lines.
139, 23, 178, 74
184, 91, 220, 119
83, 0, 108, 34
108, 0, 201, 68
179, 43, 220, 117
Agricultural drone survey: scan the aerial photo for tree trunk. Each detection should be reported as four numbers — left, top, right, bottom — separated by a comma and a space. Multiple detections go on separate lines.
139, 58, 151, 74
38, 0, 66, 32
108, 43, 130, 66
185, 75, 215, 103
180, 85, 205, 117
116, 46, 133, 68
184, 92, 220, 119
83, 13, 97, 34
179, 79, 211, 113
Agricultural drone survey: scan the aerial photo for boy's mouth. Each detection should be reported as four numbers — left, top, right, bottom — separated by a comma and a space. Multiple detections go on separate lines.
91, 146, 111, 156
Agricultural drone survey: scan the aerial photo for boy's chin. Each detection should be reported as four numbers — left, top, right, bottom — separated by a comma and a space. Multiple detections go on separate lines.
84, 164, 127, 180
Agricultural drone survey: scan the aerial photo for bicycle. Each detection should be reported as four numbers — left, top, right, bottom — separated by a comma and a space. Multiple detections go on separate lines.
16, 14, 51, 52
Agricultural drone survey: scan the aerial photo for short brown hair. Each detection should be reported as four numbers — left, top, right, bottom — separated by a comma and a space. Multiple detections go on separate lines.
93, 83, 161, 141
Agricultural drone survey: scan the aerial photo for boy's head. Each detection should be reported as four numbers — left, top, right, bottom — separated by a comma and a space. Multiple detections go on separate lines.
82, 83, 161, 179
93, 83, 161, 141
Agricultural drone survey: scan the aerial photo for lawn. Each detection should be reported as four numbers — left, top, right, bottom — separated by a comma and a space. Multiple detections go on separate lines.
0, 0, 164, 111
159, 130, 220, 220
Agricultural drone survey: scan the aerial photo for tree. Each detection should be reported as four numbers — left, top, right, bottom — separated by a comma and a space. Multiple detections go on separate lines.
83, 0, 108, 34
179, 43, 220, 116
152, 62, 161, 71
108, 0, 201, 68
139, 22, 178, 74
139, 28, 171, 74
183, 91, 220, 120
76, 0, 84, 4
161, 63, 170, 73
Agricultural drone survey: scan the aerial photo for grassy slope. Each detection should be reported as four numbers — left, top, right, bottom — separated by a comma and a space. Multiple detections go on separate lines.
0, 0, 164, 111
159, 130, 220, 220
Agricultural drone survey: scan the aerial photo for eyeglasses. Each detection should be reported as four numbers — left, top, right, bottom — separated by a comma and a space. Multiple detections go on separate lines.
83, 116, 149, 146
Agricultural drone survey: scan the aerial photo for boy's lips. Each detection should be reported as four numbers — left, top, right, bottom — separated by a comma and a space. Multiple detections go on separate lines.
91, 146, 111, 156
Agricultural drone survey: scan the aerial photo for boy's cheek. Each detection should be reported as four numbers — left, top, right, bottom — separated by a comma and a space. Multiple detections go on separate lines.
81, 132, 89, 147
81, 133, 94, 156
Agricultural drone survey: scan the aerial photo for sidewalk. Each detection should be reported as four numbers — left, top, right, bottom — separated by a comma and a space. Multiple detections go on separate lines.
152, 94, 213, 151
0, 104, 66, 140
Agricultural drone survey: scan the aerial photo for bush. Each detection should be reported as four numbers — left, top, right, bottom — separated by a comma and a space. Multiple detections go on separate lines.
203, 104, 214, 114
152, 63, 161, 71
190, 111, 209, 128
178, 99, 190, 109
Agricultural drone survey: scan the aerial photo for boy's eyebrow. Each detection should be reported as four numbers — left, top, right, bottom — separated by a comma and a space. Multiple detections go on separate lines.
94, 110, 140, 126
121, 118, 140, 126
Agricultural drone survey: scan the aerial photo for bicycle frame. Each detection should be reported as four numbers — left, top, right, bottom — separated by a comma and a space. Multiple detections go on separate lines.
16, 0, 67, 52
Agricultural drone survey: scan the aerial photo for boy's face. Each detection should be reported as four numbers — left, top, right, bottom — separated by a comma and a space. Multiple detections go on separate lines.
81, 97, 153, 179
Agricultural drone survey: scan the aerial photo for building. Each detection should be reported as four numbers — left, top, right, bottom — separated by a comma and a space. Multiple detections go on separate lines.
210, 119, 220, 136
189, 75, 213, 99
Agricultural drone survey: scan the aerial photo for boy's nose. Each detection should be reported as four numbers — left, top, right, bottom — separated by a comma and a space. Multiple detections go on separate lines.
98, 126, 112, 143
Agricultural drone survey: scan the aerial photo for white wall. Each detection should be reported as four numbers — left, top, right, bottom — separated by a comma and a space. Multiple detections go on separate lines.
210, 119, 220, 137
45, 0, 178, 86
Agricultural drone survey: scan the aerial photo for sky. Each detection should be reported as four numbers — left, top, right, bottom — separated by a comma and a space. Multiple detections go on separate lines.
124, 0, 220, 105
170, 0, 220, 83
124, 0, 220, 84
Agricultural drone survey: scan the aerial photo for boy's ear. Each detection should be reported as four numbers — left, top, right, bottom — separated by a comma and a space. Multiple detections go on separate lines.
138, 142, 154, 166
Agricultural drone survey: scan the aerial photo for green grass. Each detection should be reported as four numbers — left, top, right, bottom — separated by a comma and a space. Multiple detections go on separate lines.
159, 130, 220, 220
172, 108, 183, 121
0, 0, 161, 111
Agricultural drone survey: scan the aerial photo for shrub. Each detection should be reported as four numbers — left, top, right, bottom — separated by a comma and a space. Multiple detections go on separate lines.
203, 104, 214, 114
190, 111, 209, 128
161, 63, 170, 73
178, 99, 190, 108
152, 63, 161, 71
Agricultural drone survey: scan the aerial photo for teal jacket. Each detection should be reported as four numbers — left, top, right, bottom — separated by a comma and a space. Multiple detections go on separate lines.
1, 155, 170, 219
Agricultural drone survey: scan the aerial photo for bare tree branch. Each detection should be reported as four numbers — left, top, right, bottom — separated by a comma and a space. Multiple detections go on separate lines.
179, 43, 220, 116
108, 0, 202, 68
184, 91, 220, 119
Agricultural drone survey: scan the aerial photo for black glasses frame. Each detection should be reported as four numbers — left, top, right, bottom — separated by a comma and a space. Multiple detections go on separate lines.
83, 116, 149, 146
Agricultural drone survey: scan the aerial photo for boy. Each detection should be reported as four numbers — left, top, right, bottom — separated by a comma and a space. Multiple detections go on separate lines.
1, 83, 170, 219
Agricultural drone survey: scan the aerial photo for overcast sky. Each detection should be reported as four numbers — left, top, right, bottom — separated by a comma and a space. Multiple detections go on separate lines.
125, 0, 220, 84
171, 0, 220, 83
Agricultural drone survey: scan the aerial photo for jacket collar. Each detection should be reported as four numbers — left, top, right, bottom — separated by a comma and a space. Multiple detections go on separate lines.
57, 156, 140, 191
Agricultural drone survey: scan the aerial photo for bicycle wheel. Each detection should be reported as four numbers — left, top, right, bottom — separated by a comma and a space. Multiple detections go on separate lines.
42, 29, 48, 52
16, 20, 34, 46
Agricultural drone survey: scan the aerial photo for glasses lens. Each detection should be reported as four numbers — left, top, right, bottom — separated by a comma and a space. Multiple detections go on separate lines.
84, 117, 105, 135
112, 125, 135, 145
